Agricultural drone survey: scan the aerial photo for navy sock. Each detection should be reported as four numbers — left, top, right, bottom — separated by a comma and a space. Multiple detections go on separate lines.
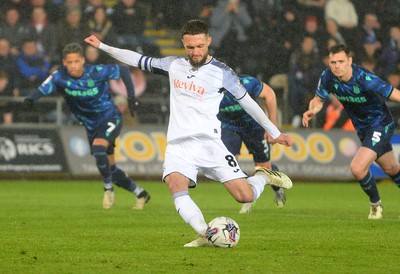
110, 165, 140, 194
92, 145, 112, 190
389, 169, 400, 188
359, 171, 380, 203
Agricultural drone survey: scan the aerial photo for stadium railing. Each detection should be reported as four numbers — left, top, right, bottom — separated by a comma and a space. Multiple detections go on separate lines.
1, 96, 64, 125
0, 96, 170, 126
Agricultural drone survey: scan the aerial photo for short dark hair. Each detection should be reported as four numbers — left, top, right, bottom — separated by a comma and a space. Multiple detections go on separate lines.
328, 44, 350, 56
22, 37, 36, 45
62, 43, 83, 58
181, 19, 209, 38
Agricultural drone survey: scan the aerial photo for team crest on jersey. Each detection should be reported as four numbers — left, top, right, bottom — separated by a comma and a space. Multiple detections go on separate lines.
187, 67, 198, 79
87, 79, 95, 87
189, 67, 198, 74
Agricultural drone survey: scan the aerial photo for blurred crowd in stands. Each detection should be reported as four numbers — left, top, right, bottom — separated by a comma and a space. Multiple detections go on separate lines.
0, 0, 399, 129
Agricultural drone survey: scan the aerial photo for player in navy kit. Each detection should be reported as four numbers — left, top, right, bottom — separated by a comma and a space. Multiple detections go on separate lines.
23, 43, 150, 210
303, 44, 400, 219
218, 75, 286, 213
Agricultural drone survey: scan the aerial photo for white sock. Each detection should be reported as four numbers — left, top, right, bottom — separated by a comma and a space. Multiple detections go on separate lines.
173, 191, 208, 236
247, 173, 268, 201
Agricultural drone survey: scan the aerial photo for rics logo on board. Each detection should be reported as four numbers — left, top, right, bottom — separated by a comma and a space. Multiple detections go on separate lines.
0, 137, 17, 161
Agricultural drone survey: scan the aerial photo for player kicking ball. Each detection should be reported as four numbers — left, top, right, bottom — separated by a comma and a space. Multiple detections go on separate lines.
24, 43, 150, 210
85, 19, 293, 247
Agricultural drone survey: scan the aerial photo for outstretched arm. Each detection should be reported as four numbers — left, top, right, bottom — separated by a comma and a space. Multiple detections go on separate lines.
23, 89, 44, 109
388, 87, 400, 103
118, 65, 138, 117
259, 82, 278, 126
302, 95, 324, 127
259, 83, 280, 144
84, 35, 101, 48
84, 35, 142, 67
25, 89, 43, 102
119, 65, 135, 99
238, 93, 293, 146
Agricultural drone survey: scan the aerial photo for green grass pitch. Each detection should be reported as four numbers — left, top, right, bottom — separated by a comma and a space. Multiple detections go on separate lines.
0, 180, 399, 274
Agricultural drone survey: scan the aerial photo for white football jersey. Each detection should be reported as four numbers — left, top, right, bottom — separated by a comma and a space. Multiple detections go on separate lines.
99, 42, 280, 141
138, 56, 246, 142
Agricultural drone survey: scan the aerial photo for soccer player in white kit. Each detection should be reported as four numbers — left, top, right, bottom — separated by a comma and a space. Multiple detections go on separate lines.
85, 19, 293, 247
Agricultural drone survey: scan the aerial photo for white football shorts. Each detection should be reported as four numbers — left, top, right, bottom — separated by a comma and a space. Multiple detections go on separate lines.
162, 136, 247, 187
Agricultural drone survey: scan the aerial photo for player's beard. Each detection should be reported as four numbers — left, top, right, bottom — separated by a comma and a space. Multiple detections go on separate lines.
189, 53, 208, 67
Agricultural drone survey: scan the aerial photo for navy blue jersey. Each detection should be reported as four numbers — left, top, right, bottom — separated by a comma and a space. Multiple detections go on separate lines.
316, 64, 394, 131
39, 64, 120, 131
218, 75, 264, 131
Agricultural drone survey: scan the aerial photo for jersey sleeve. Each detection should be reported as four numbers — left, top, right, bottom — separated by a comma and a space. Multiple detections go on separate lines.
237, 93, 281, 139
98, 42, 174, 76
363, 71, 394, 98
240, 75, 263, 97
142, 56, 176, 76
222, 67, 247, 99
102, 64, 120, 80
38, 71, 58, 95
315, 70, 330, 99
252, 78, 263, 97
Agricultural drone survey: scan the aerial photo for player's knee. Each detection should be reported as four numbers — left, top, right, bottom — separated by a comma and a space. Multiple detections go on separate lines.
164, 173, 190, 194
381, 163, 400, 176
349, 162, 367, 180
92, 145, 108, 166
